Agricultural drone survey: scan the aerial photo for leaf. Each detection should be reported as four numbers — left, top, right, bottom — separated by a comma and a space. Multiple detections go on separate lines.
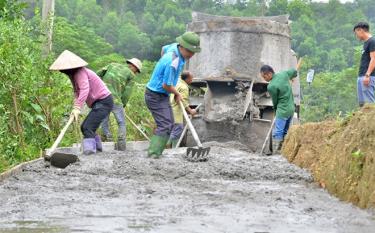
31, 103, 42, 113
40, 122, 50, 131
22, 111, 34, 124
352, 149, 364, 159
35, 114, 45, 122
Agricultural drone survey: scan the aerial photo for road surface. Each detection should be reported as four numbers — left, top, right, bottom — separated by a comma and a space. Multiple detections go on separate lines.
0, 141, 374, 233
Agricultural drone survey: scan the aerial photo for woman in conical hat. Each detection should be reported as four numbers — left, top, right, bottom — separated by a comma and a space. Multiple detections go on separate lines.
50, 50, 114, 155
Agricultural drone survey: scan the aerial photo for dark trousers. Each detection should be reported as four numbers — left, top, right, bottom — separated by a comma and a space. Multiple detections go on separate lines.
81, 95, 114, 138
170, 123, 184, 140
145, 88, 174, 137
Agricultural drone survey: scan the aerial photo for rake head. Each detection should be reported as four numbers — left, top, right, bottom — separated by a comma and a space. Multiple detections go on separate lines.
183, 146, 211, 162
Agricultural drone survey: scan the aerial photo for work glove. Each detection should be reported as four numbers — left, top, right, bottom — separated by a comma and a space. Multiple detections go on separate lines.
71, 106, 81, 121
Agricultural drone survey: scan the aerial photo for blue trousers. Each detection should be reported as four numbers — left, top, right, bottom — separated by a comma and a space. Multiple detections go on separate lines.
101, 104, 126, 140
170, 123, 184, 140
272, 116, 292, 141
357, 76, 375, 106
145, 88, 174, 137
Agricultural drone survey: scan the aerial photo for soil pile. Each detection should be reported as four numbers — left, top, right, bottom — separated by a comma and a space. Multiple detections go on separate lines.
283, 105, 375, 208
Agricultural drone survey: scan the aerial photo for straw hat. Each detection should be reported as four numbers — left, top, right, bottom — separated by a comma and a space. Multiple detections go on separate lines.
49, 50, 88, 71
126, 58, 142, 73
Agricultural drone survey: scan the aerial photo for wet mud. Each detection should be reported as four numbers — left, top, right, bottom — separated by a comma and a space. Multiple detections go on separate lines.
0, 141, 374, 233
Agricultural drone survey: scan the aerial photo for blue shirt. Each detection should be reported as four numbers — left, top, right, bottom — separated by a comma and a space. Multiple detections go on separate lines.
161, 43, 178, 56
147, 46, 185, 95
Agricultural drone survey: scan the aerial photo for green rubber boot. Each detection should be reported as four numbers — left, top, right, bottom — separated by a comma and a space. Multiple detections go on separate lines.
171, 139, 178, 148
165, 139, 172, 149
148, 135, 169, 158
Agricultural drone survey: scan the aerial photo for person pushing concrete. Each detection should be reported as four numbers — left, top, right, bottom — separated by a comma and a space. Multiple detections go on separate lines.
167, 71, 197, 148
353, 22, 375, 107
145, 31, 201, 158
97, 58, 142, 151
50, 50, 114, 155
260, 59, 302, 154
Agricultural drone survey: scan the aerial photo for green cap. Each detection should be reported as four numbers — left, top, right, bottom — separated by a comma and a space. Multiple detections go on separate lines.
176, 31, 201, 53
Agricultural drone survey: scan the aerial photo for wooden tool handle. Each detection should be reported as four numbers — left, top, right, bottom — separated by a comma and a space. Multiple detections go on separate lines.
179, 101, 202, 148
260, 117, 276, 155
47, 115, 75, 156
242, 79, 254, 119
125, 113, 150, 141
176, 104, 202, 148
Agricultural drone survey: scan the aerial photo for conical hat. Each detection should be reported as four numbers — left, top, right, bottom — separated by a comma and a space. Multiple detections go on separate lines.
49, 50, 88, 71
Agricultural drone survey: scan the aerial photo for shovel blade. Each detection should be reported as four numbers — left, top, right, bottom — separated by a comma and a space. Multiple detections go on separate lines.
50, 152, 78, 169
185, 147, 211, 162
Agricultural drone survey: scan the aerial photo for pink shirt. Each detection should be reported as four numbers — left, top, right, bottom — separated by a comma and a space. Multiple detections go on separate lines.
71, 67, 111, 108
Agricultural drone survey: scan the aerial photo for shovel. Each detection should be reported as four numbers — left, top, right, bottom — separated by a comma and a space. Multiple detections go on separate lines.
175, 103, 202, 148
260, 117, 276, 156
44, 115, 78, 168
179, 101, 210, 162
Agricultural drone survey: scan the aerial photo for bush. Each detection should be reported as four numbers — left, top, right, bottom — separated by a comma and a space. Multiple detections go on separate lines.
0, 18, 75, 172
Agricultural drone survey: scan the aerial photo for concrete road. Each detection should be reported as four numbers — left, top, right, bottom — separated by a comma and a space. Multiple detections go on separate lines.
0, 141, 374, 233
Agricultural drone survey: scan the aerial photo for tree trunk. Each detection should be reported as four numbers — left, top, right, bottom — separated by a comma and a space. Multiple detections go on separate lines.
42, 0, 55, 56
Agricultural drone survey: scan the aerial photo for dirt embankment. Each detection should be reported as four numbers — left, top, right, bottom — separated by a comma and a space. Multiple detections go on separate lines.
283, 105, 375, 208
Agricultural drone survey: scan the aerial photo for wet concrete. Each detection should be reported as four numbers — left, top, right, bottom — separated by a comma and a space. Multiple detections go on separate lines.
187, 119, 271, 153
0, 141, 374, 233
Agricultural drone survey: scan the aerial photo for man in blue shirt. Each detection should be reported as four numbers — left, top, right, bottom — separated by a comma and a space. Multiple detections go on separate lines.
145, 31, 201, 158
161, 43, 178, 57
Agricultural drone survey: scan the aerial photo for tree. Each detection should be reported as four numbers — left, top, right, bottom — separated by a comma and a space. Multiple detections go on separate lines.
98, 12, 121, 46
288, 0, 312, 20
53, 17, 114, 64
0, 0, 27, 19
117, 23, 152, 59
42, 0, 55, 56
267, 0, 288, 16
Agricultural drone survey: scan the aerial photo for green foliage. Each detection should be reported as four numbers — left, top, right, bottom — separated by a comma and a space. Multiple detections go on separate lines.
0, 4, 76, 172
53, 17, 114, 64
352, 149, 365, 159
116, 22, 153, 59
300, 67, 358, 122
350, 148, 365, 179
0, 0, 27, 20
299, 47, 362, 122
90, 53, 126, 71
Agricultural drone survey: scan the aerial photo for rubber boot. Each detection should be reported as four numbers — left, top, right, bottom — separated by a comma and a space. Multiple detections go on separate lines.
95, 135, 103, 152
116, 139, 127, 151
279, 139, 284, 152
171, 139, 178, 148
103, 134, 113, 142
165, 139, 172, 149
272, 139, 282, 155
82, 138, 96, 155
148, 135, 169, 158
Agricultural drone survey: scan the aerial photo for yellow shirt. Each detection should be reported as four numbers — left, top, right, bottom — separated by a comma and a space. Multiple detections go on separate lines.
170, 79, 189, 124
